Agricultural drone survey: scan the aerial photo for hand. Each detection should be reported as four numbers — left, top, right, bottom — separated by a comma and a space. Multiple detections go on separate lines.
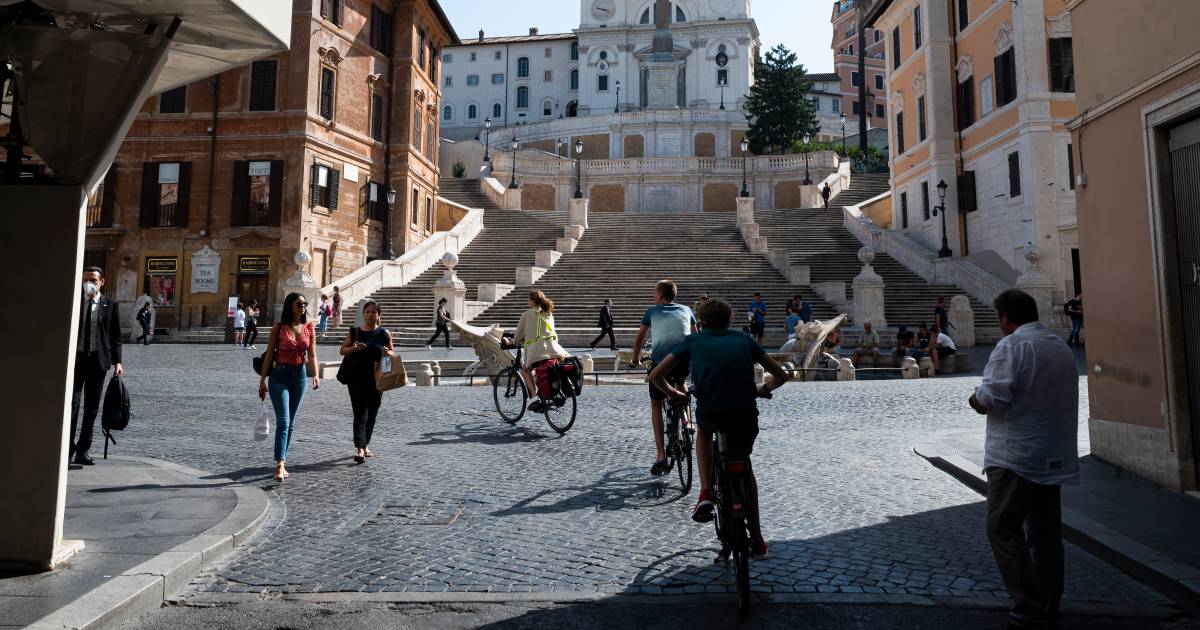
968, 393, 988, 415
113, 363, 124, 377
353, 342, 367, 352
312, 376, 320, 390
757, 384, 772, 398
630, 358, 641, 367
258, 380, 268, 400
667, 389, 689, 403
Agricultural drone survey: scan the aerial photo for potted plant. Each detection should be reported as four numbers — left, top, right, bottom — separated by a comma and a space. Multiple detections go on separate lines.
452, 160, 466, 178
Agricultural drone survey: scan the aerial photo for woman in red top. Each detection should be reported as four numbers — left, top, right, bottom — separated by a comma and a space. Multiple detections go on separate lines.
258, 293, 320, 481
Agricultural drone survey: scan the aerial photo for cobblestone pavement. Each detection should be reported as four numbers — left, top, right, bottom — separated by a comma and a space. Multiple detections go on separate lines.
109, 344, 1167, 606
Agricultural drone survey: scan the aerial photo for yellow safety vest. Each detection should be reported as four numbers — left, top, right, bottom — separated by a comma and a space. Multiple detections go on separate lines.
522, 313, 558, 348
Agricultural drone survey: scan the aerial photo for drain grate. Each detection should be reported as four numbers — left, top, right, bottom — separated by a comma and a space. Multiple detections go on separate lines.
362, 504, 464, 527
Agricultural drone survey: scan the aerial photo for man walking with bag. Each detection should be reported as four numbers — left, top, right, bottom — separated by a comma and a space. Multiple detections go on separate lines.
589, 299, 617, 351
969, 289, 1078, 630
71, 266, 124, 466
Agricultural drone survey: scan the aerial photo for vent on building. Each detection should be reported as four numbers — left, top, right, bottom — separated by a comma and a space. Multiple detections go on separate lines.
529, 27, 539, 35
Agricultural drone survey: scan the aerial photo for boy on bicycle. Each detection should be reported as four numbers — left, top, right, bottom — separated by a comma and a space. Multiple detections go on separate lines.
631, 280, 698, 477
649, 297, 789, 558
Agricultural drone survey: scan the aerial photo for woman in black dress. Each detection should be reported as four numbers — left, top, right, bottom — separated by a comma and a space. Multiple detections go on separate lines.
339, 300, 394, 463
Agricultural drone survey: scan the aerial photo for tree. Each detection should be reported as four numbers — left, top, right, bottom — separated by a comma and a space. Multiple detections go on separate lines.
744, 44, 818, 155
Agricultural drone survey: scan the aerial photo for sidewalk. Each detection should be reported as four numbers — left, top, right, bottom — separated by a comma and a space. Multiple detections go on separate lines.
0, 457, 268, 630
915, 430, 1200, 617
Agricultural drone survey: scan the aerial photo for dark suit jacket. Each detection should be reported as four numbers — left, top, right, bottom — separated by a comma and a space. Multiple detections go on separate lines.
598, 305, 614, 328
81, 295, 123, 371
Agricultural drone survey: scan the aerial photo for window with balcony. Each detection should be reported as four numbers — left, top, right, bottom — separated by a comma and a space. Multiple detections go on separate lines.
232, 160, 282, 226
139, 162, 191, 228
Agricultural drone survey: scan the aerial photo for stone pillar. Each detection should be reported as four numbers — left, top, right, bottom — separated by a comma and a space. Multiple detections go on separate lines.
901, 357, 920, 379
948, 295, 975, 347
0, 185, 88, 572
751, 236, 769, 254
569, 197, 589, 229
851, 247, 887, 329
1015, 245, 1055, 326
535, 249, 562, 269
555, 237, 578, 254
736, 196, 755, 226
432, 252, 467, 320
278, 250, 321, 325
581, 354, 595, 375
504, 187, 523, 210
416, 363, 435, 386
837, 358, 857, 381
564, 224, 585, 240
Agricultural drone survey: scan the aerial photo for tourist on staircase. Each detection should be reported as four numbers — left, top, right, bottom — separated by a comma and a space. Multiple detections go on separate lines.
589, 299, 618, 351
425, 298, 453, 350
631, 280, 698, 478
821, 183, 831, 210
317, 294, 331, 338
332, 286, 343, 327
747, 293, 768, 345
934, 296, 953, 338
233, 302, 246, 347
513, 291, 570, 412
851, 321, 881, 367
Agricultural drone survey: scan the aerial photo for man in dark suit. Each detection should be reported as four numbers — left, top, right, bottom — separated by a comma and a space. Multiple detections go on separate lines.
71, 266, 124, 465
589, 299, 618, 351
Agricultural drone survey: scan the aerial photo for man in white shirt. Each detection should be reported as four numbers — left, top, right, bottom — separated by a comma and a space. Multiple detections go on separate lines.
969, 289, 1078, 630
931, 324, 957, 370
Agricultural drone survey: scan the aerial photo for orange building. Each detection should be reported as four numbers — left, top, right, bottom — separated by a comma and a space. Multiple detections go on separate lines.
830, 0, 889, 133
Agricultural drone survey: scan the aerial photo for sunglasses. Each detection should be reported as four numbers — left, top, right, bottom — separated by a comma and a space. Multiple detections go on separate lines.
295, 302, 308, 308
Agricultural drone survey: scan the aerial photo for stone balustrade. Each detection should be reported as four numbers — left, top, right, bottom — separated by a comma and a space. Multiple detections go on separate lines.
491, 152, 840, 178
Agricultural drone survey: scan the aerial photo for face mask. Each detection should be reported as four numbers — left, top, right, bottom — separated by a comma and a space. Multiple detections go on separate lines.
83, 282, 99, 298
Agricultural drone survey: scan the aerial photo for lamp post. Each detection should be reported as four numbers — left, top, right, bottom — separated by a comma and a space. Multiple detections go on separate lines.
573, 139, 585, 199
483, 117, 492, 162
385, 185, 397, 258
719, 76, 727, 110
839, 112, 847, 158
932, 179, 952, 258
614, 79, 621, 113
509, 137, 519, 189
802, 132, 812, 185
740, 137, 751, 197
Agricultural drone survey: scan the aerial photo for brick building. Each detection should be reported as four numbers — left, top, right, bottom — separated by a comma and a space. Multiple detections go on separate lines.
80, 0, 457, 330
830, 0, 888, 133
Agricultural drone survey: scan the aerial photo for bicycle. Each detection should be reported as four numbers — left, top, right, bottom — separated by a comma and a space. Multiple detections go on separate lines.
663, 393, 694, 495
492, 347, 577, 434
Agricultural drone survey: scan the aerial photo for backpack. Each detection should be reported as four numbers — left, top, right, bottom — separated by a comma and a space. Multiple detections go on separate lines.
558, 356, 584, 396
102, 375, 131, 431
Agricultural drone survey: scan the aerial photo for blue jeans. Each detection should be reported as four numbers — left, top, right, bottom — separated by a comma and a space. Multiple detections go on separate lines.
1068, 319, 1083, 345
318, 313, 329, 334
268, 364, 307, 461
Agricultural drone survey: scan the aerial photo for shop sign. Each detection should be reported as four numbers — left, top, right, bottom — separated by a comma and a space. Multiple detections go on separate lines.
239, 256, 271, 273
146, 257, 177, 273
190, 246, 221, 294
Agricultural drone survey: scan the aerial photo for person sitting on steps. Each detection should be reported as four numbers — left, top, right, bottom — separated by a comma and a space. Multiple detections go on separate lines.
851, 321, 881, 367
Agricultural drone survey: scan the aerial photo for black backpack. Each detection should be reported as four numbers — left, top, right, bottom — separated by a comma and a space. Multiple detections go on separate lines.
102, 375, 131, 431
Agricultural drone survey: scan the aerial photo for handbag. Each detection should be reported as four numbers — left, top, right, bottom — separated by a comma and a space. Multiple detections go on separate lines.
252, 324, 280, 374
375, 352, 408, 392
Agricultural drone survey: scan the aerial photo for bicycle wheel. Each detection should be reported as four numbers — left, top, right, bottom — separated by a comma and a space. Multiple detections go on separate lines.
676, 416, 693, 495
543, 388, 577, 434
730, 516, 751, 611
493, 368, 527, 423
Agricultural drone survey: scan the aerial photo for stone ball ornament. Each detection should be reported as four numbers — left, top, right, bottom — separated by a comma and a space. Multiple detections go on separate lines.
857, 246, 876, 266
442, 251, 460, 269
1024, 244, 1041, 263
294, 250, 312, 267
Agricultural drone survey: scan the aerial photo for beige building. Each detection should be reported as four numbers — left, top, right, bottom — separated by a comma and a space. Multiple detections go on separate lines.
830, 0, 888, 133
1067, 0, 1200, 492
863, 0, 1079, 309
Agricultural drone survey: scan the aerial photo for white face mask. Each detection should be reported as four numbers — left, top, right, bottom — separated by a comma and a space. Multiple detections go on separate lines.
83, 281, 99, 298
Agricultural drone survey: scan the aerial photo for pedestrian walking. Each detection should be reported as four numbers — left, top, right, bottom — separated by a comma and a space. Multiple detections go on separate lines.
748, 292, 767, 345
969, 288, 1079, 630
589, 299, 617, 350
332, 285, 343, 327
1065, 294, 1083, 347
136, 302, 153, 346
70, 266, 124, 466
233, 302, 246, 346
243, 300, 260, 349
318, 294, 331, 337
821, 183, 831, 210
339, 300, 394, 464
425, 298, 453, 349
258, 292, 320, 482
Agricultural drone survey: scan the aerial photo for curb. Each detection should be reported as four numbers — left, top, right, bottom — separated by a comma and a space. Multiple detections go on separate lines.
913, 443, 1200, 618
28, 458, 270, 630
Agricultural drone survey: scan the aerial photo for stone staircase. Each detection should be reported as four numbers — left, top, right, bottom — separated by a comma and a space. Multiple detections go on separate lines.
472, 213, 838, 348
755, 174, 1001, 340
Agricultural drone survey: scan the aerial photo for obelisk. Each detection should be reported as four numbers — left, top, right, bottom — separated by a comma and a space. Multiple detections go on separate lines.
645, 0, 680, 109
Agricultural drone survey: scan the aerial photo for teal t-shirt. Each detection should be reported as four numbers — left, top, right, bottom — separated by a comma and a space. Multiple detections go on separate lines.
671, 327, 766, 424
641, 303, 698, 364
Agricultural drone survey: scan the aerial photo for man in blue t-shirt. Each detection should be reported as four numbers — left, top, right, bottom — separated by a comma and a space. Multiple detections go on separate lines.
748, 293, 767, 344
650, 297, 790, 559
632, 279, 698, 477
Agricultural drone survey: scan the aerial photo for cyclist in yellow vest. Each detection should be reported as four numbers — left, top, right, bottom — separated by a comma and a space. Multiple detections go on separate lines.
514, 290, 570, 408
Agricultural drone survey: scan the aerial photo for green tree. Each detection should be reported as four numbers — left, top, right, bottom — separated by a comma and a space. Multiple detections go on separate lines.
744, 44, 818, 155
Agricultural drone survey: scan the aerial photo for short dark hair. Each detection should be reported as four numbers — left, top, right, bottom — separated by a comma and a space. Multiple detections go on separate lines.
993, 288, 1039, 326
697, 298, 732, 329
438, 298, 447, 304
656, 279, 677, 301
83, 265, 104, 278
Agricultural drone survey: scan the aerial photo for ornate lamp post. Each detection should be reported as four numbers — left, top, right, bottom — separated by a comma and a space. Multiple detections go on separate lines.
802, 132, 813, 185
573, 139, 585, 199
509, 137, 519, 190
385, 185, 397, 258
740, 137, 751, 197
483, 116, 492, 162
931, 179, 952, 258
716, 46, 729, 111
614, 79, 621, 113
839, 112, 848, 158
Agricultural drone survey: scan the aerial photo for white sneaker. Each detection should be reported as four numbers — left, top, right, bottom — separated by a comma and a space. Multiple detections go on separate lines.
448, 346, 454, 350
249, 345, 257, 350
424, 345, 432, 350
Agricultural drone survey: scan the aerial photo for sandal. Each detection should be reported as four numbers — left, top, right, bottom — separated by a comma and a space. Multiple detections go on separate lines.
363, 449, 373, 458
353, 455, 365, 464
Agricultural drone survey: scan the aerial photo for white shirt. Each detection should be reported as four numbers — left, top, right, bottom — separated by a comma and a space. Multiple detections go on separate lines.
234, 309, 247, 328
936, 331, 957, 350
975, 322, 1079, 485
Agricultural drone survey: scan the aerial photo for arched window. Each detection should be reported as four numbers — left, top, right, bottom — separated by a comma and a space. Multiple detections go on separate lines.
566, 100, 578, 117
443, 105, 452, 121
542, 99, 554, 116
570, 68, 579, 91
467, 104, 478, 119
516, 86, 529, 109
640, 8, 650, 24
640, 4, 684, 24
676, 5, 685, 22
492, 103, 502, 118
570, 42, 579, 61
517, 56, 530, 78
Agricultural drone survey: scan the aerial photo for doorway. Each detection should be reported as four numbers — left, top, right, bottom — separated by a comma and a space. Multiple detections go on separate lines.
311, 248, 328, 288
1168, 117, 1200, 483
237, 274, 271, 324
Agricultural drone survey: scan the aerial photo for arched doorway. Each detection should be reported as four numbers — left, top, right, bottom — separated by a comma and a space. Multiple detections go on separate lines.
566, 100, 578, 118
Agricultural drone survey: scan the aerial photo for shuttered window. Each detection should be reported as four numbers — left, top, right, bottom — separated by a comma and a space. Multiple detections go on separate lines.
913, 6, 922, 49
371, 93, 385, 142
918, 96, 927, 142
1049, 38, 1074, 93
371, 5, 393, 55
320, 0, 343, 26
309, 164, 339, 210
958, 0, 969, 31
249, 60, 277, 111
892, 27, 901, 69
896, 112, 905, 154
139, 162, 191, 228
921, 181, 930, 221
319, 68, 335, 120
364, 181, 386, 222
956, 77, 975, 131
995, 48, 1017, 107
1067, 143, 1076, 191
1008, 152, 1022, 197
159, 86, 186, 114
900, 192, 908, 229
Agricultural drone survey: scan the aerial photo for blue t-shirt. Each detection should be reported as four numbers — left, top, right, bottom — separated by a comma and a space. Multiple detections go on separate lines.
641, 303, 698, 364
671, 327, 766, 425
784, 314, 802, 334
749, 299, 767, 324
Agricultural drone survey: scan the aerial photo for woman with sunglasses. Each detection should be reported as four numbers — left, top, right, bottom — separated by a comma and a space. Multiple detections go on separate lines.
258, 292, 320, 481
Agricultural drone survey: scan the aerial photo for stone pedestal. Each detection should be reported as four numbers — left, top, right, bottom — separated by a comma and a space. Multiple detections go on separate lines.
564, 224, 585, 240
736, 197, 755, 226
948, 295, 975, 347
569, 198, 589, 229
837, 358, 857, 381
279, 250, 321, 323
789, 265, 812, 286
800, 184, 821, 209
416, 363, 434, 386
741, 223, 759, 244
516, 266, 547, 286
432, 252, 467, 320
555, 237, 578, 254
813, 281, 848, 312
535, 249, 562, 269
645, 60, 681, 109
901, 357, 920, 379
1016, 246, 1055, 326
751, 237, 769, 254
504, 187, 523, 210
478, 283, 515, 304
581, 354, 595, 375
851, 247, 887, 329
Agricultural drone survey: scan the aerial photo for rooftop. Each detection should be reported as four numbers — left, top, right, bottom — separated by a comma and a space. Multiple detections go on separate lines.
448, 30, 576, 47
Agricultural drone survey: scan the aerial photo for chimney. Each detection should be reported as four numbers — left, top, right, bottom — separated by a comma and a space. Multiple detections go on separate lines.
529, 27, 539, 36
478, 29, 484, 42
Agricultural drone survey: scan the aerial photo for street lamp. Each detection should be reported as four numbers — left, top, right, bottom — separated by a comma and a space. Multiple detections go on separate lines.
573, 139, 585, 199
839, 112, 848, 158
719, 76, 727, 110
385, 185, 397, 258
931, 179, 953, 258
509, 137, 520, 190
739, 137, 751, 197
614, 79, 621, 113
483, 117, 492, 162
802, 132, 813, 185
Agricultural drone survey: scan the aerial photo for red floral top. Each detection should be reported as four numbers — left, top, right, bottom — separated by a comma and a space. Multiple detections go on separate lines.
275, 322, 314, 366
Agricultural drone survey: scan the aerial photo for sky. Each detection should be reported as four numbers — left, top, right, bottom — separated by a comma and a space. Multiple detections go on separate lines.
437, 0, 834, 74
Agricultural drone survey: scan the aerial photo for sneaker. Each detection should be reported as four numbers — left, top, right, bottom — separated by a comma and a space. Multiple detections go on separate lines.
448, 346, 454, 350
424, 345, 432, 350
751, 541, 769, 560
528, 400, 546, 413
650, 458, 670, 477
692, 489, 715, 523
